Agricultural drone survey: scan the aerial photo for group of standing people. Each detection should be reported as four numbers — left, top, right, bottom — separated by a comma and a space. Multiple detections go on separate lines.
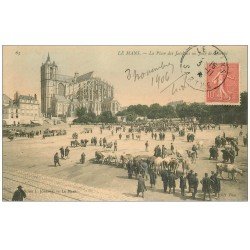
136, 168, 221, 201
54, 146, 70, 166
153, 143, 174, 157
151, 132, 166, 141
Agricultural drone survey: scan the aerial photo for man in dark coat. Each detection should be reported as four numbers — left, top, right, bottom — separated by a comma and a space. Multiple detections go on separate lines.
12, 185, 26, 201
163, 133, 166, 140
229, 148, 235, 163
187, 170, 194, 193
149, 168, 157, 188
168, 172, 177, 194
54, 152, 61, 166
103, 137, 107, 148
80, 152, 86, 164
213, 173, 221, 198
65, 146, 70, 159
154, 133, 157, 140
154, 145, 161, 157
234, 144, 240, 156
127, 160, 133, 179
161, 168, 169, 193
191, 173, 199, 199
179, 173, 187, 196
170, 143, 175, 154
93, 137, 97, 146
157, 146, 162, 157
154, 146, 158, 156
210, 171, 216, 193
162, 145, 166, 158
172, 133, 175, 142
114, 140, 118, 151
192, 144, 198, 158
59, 146, 65, 159
137, 175, 147, 198
201, 173, 211, 201
221, 137, 226, 147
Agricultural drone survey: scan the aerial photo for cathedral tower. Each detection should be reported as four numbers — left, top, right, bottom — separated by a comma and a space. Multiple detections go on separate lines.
40, 53, 58, 117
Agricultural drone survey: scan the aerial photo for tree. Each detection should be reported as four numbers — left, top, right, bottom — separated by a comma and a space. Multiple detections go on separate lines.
98, 111, 117, 123
76, 107, 87, 118
126, 112, 137, 122
176, 103, 190, 119
74, 107, 96, 123
147, 103, 162, 119
161, 105, 177, 118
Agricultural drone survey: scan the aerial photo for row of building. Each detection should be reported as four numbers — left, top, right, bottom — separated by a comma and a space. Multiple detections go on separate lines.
3, 54, 121, 125
3, 93, 42, 126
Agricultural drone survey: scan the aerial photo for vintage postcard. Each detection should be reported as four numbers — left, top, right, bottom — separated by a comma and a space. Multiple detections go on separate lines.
2, 45, 248, 201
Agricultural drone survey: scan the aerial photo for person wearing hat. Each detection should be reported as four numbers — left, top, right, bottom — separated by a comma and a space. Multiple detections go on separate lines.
213, 173, 221, 199
99, 138, 103, 146
187, 170, 194, 193
114, 140, 118, 151
127, 160, 133, 179
179, 172, 187, 197
65, 146, 70, 159
170, 143, 175, 154
161, 167, 169, 193
191, 173, 199, 199
168, 171, 177, 194
54, 152, 61, 166
172, 133, 175, 142
162, 145, 166, 158
80, 152, 86, 164
192, 144, 198, 158
200, 173, 212, 201
59, 146, 65, 159
149, 168, 157, 188
137, 174, 147, 198
210, 171, 216, 194
12, 185, 26, 201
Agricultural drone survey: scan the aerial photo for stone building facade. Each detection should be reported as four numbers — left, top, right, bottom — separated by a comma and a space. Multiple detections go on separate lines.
41, 54, 120, 119
3, 92, 41, 125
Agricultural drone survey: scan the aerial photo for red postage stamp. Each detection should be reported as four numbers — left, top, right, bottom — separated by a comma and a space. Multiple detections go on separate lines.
206, 63, 240, 105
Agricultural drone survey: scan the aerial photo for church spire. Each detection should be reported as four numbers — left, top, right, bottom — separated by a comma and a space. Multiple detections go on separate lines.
46, 53, 51, 63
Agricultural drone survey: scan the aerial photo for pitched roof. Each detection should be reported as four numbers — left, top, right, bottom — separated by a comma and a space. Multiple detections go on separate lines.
3, 94, 12, 103
4, 103, 19, 109
55, 74, 74, 83
76, 72, 94, 83
19, 95, 35, 100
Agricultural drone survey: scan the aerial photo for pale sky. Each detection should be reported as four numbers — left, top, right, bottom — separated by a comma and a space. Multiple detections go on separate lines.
3, 46, 247, 107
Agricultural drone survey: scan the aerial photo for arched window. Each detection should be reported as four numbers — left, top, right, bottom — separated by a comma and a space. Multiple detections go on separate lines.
58, 83, 65, 96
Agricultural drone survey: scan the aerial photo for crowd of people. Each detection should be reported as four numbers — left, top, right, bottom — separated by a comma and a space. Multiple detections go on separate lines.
11, 121, 246, 201
136, 168, 221, 201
